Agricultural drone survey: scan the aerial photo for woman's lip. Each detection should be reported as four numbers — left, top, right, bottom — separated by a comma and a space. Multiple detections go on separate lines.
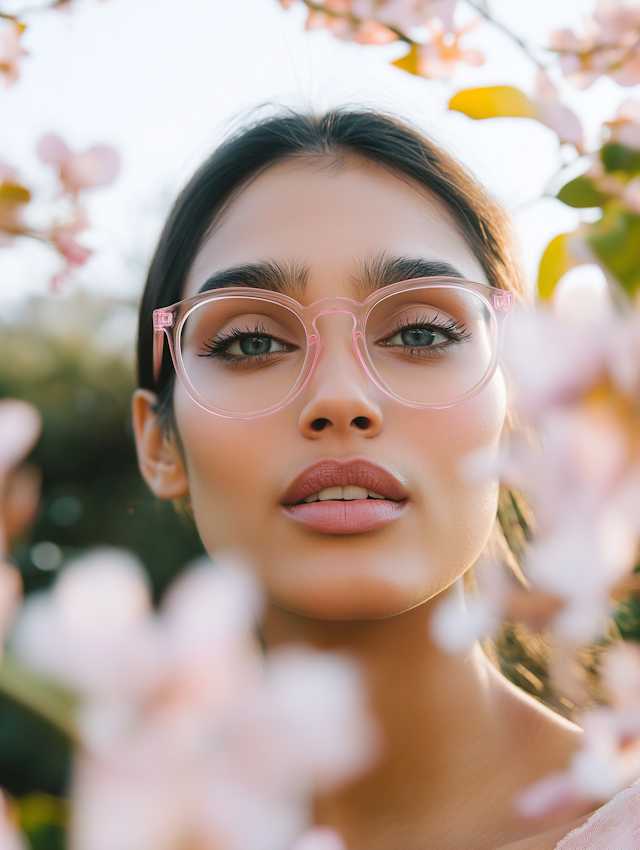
282, 499, 407, 535
281, 457, 408, 506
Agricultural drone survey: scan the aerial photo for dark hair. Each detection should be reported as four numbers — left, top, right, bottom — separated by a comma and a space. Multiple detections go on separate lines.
137, 108, 525, 412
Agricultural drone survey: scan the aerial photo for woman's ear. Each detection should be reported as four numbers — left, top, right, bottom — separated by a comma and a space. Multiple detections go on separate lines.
132, 389, 190, 499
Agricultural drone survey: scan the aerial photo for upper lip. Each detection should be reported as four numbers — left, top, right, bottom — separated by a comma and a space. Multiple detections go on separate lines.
281, 457, 409, 506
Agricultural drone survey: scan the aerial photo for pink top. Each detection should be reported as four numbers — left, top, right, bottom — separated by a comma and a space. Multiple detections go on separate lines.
554, 779, 640, 849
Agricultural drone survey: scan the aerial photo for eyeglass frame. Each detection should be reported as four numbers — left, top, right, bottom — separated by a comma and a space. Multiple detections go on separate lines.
152, 276, 515, 420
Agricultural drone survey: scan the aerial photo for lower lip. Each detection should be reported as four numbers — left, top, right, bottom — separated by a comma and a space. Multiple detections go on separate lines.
282, 499, 406, 534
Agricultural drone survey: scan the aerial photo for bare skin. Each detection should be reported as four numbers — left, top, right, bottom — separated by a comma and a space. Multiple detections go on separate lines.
133, 157, 600, 850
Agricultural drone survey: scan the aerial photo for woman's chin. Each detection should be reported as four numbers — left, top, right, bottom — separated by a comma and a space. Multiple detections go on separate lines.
263, 562, 437, 621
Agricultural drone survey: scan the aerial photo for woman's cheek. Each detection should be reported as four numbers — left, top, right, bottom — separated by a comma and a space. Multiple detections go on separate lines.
391, 372, 506, 577
173, 388, 280, 553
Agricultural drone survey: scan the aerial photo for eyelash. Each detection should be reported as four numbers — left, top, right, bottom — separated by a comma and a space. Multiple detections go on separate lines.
381, 313, 471, 349
199, 324, 287, 363
198, 313, 470, 365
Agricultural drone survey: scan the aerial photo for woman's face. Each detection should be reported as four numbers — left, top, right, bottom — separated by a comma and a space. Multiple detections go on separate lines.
171, 156, 506, 620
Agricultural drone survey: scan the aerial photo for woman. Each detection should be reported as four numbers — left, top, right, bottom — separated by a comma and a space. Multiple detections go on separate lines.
132, 110, 638, 849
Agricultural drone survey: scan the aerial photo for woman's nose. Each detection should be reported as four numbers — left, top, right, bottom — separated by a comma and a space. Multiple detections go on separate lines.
297, 315, 384, 440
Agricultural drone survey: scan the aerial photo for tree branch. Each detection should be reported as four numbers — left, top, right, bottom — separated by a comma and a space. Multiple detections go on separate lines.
465, 0, 547, 68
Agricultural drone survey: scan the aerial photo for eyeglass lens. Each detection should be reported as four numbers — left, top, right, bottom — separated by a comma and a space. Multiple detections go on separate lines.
178, 287, 495, 415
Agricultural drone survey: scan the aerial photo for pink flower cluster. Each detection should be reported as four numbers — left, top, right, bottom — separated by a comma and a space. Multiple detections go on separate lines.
0, 22, 27, 87
278, 0, 485, 77
8, 550, 378, 850
0, 400, 41, 850
550, 0, 640, 89
433, 286, 640, 814
280, 0, 456, 42
501, 295, 640, 644
518, 641, 640, 817
0, 135, 120, 290
578, 100, 640, 213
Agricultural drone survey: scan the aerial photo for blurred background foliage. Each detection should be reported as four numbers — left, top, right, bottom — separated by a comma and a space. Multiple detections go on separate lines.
0, 292, 205, 812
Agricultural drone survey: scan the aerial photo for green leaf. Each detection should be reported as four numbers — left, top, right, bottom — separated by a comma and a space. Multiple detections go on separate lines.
588, 203, 640, 295
449, 86, 538, 120
0, 655, 77, 742
556, 175, 610, 208
600, 142, 640, 176
18, 794, 67, 850
538, 232, 580, 298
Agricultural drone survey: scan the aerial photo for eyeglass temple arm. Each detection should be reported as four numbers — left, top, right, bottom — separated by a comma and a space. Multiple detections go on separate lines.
153, 309, 175, 385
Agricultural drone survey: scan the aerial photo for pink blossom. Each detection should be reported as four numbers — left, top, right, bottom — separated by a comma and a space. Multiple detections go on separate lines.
0, 399, 41, 558
623, 175, 640, 211
47, 206, 93, 289
304, 1, 397, 44
351, 0, 457, 32
605, 98, 640, 149
292, 826, 347, 850
0, 400, 41, 482
11, 551, 377, 850
285, 0, 458, 44
430, 556, 510, 653
534, 69, 584, 148
518, 643, 640, 817
550, 1, 640, 89
417, 18, 484, 80
0, 23, 27, 87
38, 134, 120, 196
0, 792, 24, 850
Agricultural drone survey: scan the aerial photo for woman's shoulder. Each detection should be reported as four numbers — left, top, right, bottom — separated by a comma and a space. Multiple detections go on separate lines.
552, 778, 640, 850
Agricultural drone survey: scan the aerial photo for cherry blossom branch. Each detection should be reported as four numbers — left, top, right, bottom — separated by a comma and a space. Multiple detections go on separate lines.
298, 0, 416, 46
465, 0, 546, 68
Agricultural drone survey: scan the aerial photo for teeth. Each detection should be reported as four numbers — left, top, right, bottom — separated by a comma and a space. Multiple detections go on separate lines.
318, 487, 343, 501
303, 486, 386, 503
343, 486, 368, 500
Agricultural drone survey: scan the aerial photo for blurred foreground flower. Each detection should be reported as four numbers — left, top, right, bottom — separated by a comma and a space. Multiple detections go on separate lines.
0, 791, 24, 850
550, 0, 640, 89
0, 400, 41, 654
38, 135, 120, 197
431, 284, 640, 815
279, 0, 459, 50
0, 134, 119, 289
0, 22, 28, 87
517, 642, 640, 817
10, 549, 378, 850
501, 302, 639, 631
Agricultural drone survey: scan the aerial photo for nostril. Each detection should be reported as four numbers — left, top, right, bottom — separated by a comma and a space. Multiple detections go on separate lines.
352, 416, 371, 430
311, 418, 329, 432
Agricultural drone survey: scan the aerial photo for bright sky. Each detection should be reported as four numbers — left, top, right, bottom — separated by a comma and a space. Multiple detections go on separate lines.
1, 0, 635, 316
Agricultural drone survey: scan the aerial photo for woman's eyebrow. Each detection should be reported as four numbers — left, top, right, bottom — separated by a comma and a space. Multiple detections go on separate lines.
198, 260, 309, 295
197, 255, 468, 297
351, 255, 467, 298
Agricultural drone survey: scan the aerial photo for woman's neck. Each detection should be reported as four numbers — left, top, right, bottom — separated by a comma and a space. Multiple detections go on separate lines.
261, 591, 586, 850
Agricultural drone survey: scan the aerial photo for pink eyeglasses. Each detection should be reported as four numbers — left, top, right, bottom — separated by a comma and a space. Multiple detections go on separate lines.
153, 276, 514, 419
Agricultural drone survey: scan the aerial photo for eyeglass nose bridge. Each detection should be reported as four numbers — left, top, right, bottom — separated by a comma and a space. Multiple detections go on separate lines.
306, 306, 373, 385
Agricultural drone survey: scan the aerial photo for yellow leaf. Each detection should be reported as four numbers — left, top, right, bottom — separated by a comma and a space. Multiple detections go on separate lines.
538, 232, 579, 299
449, 86, 538, 120
0, 181, 31, 205
392, 45, 421, 76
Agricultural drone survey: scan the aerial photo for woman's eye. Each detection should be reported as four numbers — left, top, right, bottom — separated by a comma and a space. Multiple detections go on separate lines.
386, 326, 448, 347
226, 334, 287, 356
